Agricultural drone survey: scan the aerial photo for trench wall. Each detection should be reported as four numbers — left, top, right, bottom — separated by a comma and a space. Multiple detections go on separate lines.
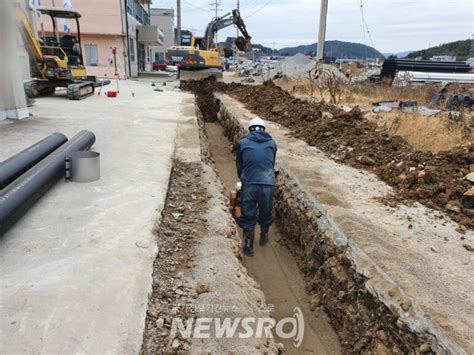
205, 93, 465, 355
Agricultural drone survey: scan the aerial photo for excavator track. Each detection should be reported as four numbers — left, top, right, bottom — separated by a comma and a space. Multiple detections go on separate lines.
66, 81, 95, 100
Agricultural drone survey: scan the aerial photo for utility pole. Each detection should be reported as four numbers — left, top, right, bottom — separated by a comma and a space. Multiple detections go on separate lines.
176, 0, 181, 45
210, 0, 221, 43
233, 0, 240, 65
316, 0, 328, 62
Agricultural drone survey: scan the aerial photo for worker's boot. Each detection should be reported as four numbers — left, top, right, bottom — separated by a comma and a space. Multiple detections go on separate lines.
243, 229, 255, 257
259, 227, 269, 246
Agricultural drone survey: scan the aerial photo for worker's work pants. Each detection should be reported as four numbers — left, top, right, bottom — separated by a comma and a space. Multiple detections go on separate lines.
238, 184, 274, 231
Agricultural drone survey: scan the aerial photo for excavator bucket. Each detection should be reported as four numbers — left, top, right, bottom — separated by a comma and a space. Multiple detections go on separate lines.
235, 36, 252, 52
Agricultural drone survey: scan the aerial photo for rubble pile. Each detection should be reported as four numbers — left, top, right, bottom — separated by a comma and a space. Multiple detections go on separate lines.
141, 161, 209, 353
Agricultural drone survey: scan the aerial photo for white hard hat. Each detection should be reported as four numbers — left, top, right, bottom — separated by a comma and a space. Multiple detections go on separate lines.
248, 117, 266, 130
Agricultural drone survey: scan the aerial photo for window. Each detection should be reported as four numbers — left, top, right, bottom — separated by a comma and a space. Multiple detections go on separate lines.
126, 0, 149, 25
84, 44, 98, 66
129, 37, 135, 62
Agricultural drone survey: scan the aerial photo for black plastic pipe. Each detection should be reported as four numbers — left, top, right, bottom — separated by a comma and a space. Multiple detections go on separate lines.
0, 130, 96, 237
0, 133, 68, 189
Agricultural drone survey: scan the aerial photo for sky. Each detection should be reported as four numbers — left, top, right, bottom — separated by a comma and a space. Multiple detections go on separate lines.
152, 0, 473, 53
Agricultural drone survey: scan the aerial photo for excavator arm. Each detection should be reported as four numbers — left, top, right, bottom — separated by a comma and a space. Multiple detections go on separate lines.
17, 10, 45, 77
202, 9, 252, 52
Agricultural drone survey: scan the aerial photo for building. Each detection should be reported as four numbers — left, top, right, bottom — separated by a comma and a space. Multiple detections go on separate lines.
150, 8, 174, 64
36, 0, 163, 77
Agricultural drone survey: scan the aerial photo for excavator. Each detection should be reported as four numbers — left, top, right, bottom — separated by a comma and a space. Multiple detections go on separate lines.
167, 9, 252, 81
18, 6, 95, 100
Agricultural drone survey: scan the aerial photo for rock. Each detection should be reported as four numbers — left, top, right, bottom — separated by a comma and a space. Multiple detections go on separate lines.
358, 155, 375, 166
276, 343, 285, 354
430, 247, 438, 253
462, 244, 474, 252
445, 202, 461, 214
462, 208, 474, 218
376, 330, 388, 341
464, 187, 474, 197
175, 289, 186, 296
465, 172, 474, 183
196, 282, 210, 294
419, 343, 431, 353
470, 164, 474, 172
172, 339, 180, 349
400, 301, 411, 312
321, 111, 333, 120
272, 105, 284, 114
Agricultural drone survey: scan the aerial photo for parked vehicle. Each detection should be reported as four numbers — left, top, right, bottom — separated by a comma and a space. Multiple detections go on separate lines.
152, 62, 167, 71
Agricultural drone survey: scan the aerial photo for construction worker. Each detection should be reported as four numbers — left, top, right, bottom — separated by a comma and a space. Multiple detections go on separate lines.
236, 117, 277, 257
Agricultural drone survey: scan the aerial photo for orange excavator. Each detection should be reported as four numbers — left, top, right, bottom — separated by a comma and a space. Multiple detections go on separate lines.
167, 9, 252, 81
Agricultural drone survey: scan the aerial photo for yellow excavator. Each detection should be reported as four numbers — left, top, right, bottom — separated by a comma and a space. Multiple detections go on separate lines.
166, 9, 252, 81
19, 6, 95, 100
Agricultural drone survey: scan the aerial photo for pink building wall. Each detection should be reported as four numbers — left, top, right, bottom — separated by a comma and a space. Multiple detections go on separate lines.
37, 0, 129, 78
81, 34, 127, 78
39, 0, 123, 35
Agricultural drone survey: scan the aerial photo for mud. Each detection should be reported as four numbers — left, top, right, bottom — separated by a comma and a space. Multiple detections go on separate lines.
183, 79, 473, 229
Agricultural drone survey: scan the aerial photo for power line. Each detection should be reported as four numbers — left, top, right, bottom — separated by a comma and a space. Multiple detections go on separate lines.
359, 0, 374, 48
245, 0, 273, 18
210, 0, 222, 18
183, 0, 211, 14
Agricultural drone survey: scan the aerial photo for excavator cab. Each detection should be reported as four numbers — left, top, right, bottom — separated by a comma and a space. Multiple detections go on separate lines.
21, 6, 95, 100
36, 7, 87, 78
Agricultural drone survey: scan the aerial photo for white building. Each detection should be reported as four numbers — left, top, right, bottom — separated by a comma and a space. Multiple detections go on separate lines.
150, 8, 174, 64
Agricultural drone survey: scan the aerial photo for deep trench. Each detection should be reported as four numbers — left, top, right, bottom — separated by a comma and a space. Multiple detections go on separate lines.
191, 87, 449, 355
203, 121, 342, 354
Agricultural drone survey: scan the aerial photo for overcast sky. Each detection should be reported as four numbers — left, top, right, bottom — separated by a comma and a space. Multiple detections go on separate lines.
152, 0, 473, 53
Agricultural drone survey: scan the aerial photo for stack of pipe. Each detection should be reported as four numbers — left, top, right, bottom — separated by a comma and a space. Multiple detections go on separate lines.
381, 59, 471, 79
394, 71, 474, 86
0, 130, 96, 236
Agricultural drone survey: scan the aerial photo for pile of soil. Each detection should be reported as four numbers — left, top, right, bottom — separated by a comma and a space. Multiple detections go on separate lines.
141, 160, 209, 353
184, 79, 474, 229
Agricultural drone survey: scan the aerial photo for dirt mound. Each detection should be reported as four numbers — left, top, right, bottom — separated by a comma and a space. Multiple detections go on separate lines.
184, 80, 474, 229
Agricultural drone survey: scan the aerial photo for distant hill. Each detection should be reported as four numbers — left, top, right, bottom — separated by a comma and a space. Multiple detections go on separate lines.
406, 39, 472, 60
382, 51, 413, 59
278, 40, 385, 60
220, 37, 274, 56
